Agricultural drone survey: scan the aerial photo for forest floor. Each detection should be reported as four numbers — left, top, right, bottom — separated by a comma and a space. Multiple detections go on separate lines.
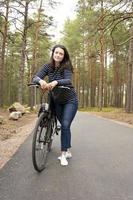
0, 108, 133, 169
0, 108, 37, 141
0, 108, 37, 169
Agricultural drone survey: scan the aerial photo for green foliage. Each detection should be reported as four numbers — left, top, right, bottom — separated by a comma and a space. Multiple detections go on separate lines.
60, 0, 132, 109
61, 18, 82, 61
0, 0, 54, 106
27, 16, 51, 68
0, 0, 132, 109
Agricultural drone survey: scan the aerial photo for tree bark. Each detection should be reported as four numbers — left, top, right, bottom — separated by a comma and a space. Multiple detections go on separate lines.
90, 53, 96, 107
126, 25, 133, 113
113, 49, 121, 107
29, 0, 43, 108
104, 48, 108, 107
0, 0, 9, 106
18, 1, 29, 104
98, 0, 104, 111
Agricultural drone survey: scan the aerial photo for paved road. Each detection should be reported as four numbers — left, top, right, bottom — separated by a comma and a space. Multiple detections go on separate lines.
0, 112, 133, 200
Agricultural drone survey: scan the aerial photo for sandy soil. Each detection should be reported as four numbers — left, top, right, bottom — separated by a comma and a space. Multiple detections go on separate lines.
91, 111, 133, 126
0, 108, 37, 169
0, 108, 36, 140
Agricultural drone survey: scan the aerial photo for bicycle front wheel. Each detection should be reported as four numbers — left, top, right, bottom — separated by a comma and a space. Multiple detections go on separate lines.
47, 117, 56, 152
32, 112, 49, 172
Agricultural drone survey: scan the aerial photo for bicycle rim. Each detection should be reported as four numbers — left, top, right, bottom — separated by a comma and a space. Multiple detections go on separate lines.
32, 112, 49, 172
47, 117, 56, 152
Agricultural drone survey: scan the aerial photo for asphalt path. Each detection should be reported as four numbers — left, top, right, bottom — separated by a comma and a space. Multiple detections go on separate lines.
0, 112, 133, 200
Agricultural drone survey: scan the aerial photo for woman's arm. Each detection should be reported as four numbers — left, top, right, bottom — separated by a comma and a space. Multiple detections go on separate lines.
33, 64, 49, 84
46, 69, 72, 91
56, 69, 72, 86
32, 64, 49, 90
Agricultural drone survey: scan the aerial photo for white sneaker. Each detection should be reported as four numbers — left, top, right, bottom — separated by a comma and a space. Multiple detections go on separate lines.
66, 151, 72, 159
58, 151, 72, 160
58, 155, 62, 160
59, 154, 68, 166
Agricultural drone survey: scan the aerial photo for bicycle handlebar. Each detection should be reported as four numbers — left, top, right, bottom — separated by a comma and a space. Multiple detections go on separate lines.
27, 83, 39, 87
27, 83, 71, 90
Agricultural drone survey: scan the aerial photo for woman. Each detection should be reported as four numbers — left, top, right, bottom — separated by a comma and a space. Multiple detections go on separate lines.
33, 44, 78, 166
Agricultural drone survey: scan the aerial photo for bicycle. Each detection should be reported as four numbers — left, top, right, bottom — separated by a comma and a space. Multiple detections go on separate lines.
28, 83, 60, 172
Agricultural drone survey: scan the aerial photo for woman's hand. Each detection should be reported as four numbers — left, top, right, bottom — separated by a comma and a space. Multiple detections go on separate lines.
39, 80, 48, 90
47, 81, 58, 91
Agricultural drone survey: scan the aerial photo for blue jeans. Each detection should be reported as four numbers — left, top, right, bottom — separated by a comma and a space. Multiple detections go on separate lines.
54, 102, 78, 151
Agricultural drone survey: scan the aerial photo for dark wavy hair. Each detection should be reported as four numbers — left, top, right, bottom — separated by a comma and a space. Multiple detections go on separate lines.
49, 44, 73, 72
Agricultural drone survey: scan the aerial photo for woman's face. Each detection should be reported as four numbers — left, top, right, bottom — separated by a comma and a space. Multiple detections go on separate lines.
53, 47, 65, 64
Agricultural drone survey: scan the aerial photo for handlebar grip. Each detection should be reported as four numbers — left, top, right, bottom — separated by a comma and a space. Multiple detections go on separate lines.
56, 86, 71, 90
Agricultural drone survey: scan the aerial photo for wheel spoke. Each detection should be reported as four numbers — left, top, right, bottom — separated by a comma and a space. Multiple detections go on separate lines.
32, 113, 49, 172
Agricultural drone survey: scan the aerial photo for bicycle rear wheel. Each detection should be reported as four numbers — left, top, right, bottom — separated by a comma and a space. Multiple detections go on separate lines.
32, 112, 49, 172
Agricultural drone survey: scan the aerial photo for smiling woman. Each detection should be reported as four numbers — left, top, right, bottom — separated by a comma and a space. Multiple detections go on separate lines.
53, 47, 64, 64
33, 44, 78, 166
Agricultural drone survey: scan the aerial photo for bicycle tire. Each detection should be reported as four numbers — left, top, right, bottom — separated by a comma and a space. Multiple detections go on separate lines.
47, 117, 55, 152
32, 112, 49, 172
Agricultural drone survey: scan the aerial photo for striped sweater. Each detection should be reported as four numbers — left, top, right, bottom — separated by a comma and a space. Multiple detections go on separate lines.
33, 63, 78, 104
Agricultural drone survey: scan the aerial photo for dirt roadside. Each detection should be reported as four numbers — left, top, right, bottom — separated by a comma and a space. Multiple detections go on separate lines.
90, 111, 133, 127
0, 108, 37, 169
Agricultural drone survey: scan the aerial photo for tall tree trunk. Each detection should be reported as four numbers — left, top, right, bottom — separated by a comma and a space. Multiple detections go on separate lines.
98, 0, 104, 110
113, 49, 121, 107
0, 0, 9, 107
104, 48, 108, 107
90, 53, 96, 107
126, 25, 133, 113
86, 69, 90, 107
18, 1, 29, 104
29, 0, 43, 108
